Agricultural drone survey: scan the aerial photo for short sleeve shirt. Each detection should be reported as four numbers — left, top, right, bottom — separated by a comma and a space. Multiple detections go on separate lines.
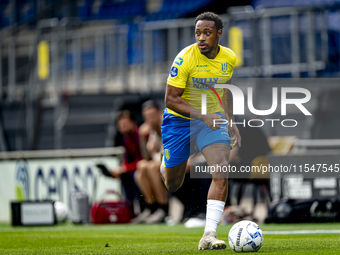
167, 43, 237, 119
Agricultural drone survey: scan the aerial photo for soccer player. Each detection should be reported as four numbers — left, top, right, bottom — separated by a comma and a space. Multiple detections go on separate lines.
160, 12, 241, 250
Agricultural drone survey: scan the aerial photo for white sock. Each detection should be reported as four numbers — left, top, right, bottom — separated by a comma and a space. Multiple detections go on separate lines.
204, 200, 225, 233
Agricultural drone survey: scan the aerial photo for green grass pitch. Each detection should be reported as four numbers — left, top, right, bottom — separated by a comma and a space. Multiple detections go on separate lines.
1, 222, 340, 254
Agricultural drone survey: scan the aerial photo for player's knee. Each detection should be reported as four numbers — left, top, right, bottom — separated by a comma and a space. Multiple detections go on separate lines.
209, 152, 229, 167
165, 178, 182, 192
216, 158, 229, 168
166, 182, 181, 192
211, 161, 229, 179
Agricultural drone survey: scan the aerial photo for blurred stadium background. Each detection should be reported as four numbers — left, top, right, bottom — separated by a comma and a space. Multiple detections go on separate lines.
0, 0, 340, 225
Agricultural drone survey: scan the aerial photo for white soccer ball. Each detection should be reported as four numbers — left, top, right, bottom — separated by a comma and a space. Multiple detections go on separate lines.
54, 201, 69, 223
228, 220, 263, 252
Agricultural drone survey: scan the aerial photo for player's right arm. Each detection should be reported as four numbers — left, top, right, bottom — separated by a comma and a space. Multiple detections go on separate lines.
165, 84, 222, 130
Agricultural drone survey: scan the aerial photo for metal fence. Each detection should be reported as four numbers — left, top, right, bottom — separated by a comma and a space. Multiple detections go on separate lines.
0, 19, 129, 103
141, 6, 331, 83
0, 6, 336, 101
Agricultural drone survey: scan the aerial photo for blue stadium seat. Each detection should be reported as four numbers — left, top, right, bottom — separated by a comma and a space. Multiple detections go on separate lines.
16, 0, 34, 23
77, 0, 93, 21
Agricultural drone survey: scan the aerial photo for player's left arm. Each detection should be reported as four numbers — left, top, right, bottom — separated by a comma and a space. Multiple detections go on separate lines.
222, 79, 241, 147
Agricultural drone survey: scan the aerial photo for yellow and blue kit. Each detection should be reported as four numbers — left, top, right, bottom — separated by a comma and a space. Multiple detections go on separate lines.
162, 43, 237, 167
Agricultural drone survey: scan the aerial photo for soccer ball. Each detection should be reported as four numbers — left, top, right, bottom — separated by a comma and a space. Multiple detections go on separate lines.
228, 220, 263, 252
54, 201, 69, 223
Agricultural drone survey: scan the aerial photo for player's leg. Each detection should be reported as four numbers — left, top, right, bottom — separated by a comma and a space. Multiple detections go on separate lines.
203, 143, 230, 202
160, 159, 188, 192
198, 143, 230, 250
160, 110, 191, 192
194, 112, 233, 250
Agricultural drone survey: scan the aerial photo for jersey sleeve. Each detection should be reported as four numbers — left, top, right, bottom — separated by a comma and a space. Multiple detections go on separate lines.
167, 51, 191, 89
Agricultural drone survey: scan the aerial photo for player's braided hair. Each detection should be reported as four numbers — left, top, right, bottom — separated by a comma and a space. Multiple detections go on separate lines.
195, 12, 224, 31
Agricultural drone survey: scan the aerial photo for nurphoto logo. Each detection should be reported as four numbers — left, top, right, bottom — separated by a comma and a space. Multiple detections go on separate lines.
200, 84, 312, 128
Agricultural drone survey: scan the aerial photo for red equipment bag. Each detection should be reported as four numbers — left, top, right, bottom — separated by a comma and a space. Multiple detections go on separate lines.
90, 190, 135, 224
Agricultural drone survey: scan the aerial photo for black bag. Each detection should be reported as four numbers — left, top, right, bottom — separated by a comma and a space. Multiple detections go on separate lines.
265, 198, 340, 223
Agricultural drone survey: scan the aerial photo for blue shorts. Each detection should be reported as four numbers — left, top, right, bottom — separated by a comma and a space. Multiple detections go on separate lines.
161, 108, 233, 168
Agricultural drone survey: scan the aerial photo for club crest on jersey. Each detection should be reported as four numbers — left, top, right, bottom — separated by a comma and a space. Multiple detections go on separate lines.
165, 149, 170, 160
175, 57, 184, 66
221, 62, 228, 74
170, 66, 178, 77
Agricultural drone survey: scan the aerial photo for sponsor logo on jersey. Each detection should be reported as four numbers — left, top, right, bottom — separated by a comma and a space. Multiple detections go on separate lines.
196, 65, 208, 67
165, 149, 170, 160
175, 57, 184, 66
221, 62, 228, 74
192, 77, 218, 89
170, 66, 178, 77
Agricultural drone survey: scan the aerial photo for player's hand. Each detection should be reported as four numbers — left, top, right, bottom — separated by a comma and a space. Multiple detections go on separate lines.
228, 121, 241, 147
201, 113, 223, 130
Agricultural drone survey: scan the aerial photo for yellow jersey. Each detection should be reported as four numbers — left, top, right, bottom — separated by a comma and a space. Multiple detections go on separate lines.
167, 43, 236, 119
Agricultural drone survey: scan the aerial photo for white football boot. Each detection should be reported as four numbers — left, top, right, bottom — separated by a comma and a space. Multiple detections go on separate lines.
198, 231, 227, 250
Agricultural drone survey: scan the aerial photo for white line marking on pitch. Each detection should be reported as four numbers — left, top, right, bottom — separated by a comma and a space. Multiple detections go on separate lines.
263, 230, 340, 235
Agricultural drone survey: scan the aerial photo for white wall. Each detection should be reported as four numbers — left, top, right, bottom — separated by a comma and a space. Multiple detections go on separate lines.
0, 157, 121, 222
